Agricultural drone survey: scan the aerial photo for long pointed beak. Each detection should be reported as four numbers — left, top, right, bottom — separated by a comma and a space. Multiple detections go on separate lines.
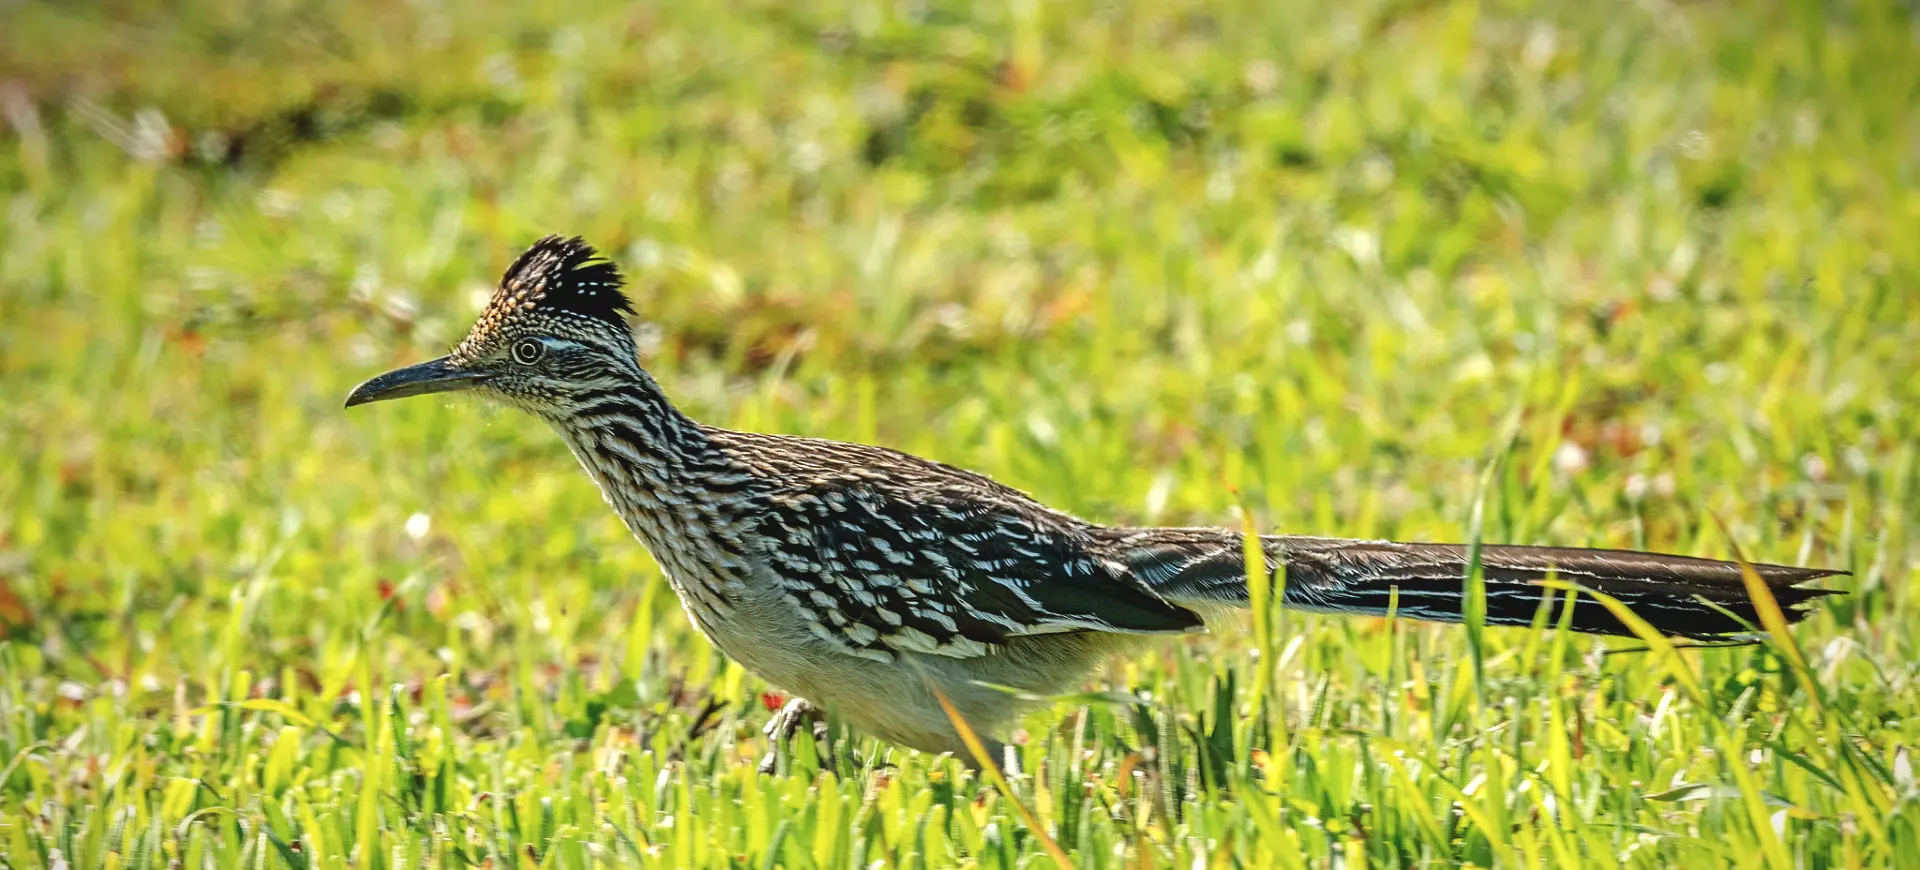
344, 356, 489, 408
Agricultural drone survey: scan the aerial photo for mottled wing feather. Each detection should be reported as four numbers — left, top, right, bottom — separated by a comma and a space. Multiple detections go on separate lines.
754, 483, 1201, 661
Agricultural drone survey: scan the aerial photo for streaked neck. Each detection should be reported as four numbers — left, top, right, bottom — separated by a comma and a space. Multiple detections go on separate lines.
545, 374, 754, 623
551, 374, 715, 472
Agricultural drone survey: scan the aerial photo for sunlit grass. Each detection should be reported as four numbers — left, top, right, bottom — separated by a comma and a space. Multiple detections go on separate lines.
2, 0, 1917, 866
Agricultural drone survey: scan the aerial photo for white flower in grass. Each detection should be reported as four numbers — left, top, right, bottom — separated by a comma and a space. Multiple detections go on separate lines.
1553, 442, 1590, 476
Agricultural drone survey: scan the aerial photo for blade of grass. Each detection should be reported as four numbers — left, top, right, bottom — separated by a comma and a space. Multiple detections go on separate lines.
1534, 580, 1706, 705
926, 681, 1078, 870
1240, 505, 1285, 761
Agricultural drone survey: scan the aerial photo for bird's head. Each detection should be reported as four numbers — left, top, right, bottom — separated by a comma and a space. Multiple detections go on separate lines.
345, 235, 639, 417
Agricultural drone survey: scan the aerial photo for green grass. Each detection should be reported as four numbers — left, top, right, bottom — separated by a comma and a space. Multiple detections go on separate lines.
2, 0, 1917, 866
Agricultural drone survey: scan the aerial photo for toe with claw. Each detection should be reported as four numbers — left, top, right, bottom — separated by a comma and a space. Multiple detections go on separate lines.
758, 697, 836, 774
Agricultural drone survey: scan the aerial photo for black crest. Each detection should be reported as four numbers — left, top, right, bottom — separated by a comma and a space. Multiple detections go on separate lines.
495, 235, 634, 326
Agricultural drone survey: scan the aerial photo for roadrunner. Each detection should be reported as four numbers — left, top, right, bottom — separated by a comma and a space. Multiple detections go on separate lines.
347, 236, 1842, 763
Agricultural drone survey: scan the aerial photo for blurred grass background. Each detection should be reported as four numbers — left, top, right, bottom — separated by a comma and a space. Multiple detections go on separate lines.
1, 0, 1917, 866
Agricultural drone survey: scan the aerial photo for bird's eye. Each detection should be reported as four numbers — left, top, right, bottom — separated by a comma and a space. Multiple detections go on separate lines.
511, 339, 546, 365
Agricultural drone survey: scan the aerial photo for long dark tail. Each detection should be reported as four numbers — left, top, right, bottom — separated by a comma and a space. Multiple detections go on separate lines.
1099, 527, 1844, 638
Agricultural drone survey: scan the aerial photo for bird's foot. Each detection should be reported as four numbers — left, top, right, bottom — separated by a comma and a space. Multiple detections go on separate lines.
758, 697, 837, 775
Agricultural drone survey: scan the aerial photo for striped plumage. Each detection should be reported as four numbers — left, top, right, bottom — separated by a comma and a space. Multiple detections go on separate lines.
347, 236, 1844, 761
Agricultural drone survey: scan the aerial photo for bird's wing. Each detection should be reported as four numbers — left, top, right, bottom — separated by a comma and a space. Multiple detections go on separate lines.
751, 483, 1202, 661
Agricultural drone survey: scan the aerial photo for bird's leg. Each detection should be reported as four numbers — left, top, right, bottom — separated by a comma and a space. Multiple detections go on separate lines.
810, 711, 839, 773
758, 697, 833, 775
998, 741, 1020, 778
